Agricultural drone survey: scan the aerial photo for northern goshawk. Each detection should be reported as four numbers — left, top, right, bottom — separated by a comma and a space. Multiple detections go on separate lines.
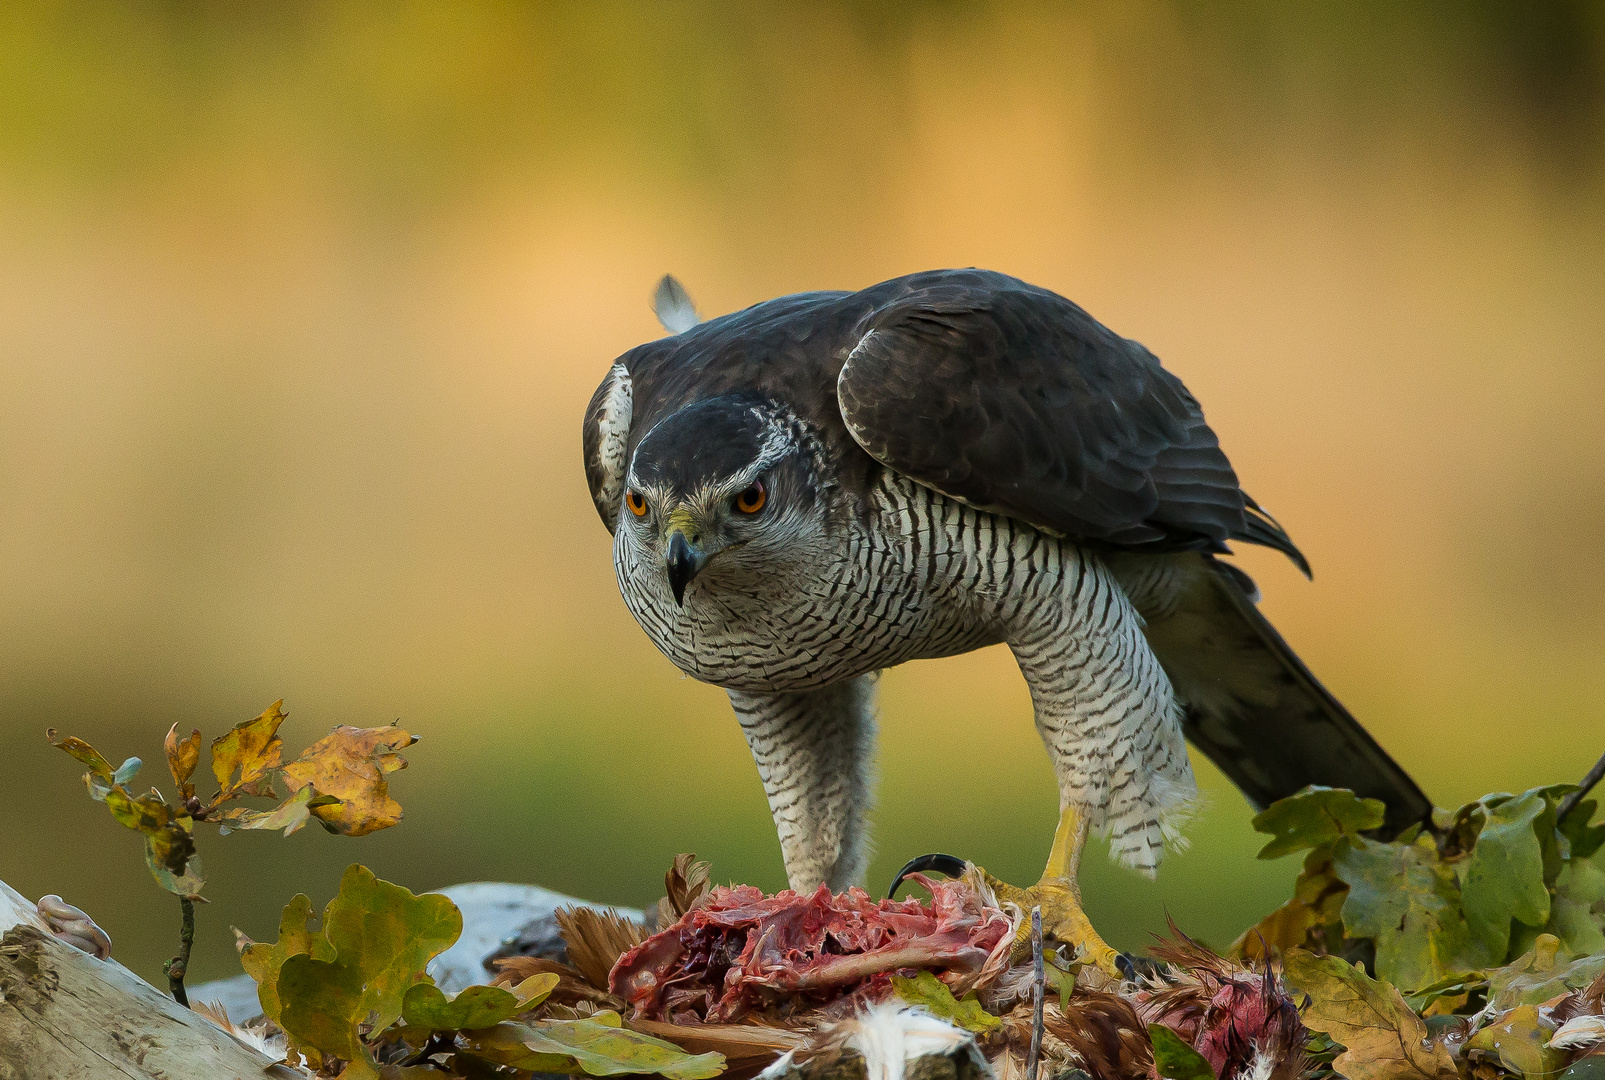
582, 269, 1429, 973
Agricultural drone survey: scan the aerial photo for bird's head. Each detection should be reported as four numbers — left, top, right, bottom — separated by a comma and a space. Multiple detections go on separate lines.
620, 394, 827, 606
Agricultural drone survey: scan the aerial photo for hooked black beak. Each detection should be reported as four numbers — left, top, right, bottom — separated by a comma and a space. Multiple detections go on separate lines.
666, 530, 706, 607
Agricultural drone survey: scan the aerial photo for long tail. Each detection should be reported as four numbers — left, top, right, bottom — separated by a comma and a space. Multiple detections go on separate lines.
1126, 554, 1432, 837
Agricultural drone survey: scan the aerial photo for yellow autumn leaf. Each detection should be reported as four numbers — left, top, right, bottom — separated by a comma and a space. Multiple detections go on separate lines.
210, 700, 287, 800
1282, 950, 1457, 1080
279, 723, 418, 836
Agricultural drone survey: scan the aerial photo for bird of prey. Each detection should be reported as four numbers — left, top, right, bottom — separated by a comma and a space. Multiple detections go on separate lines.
582, 268, 1430, 974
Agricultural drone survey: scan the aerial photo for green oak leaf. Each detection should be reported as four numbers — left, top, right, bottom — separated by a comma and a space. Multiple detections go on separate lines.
1460, 790, 1551, 960
1560, 799, 1605, 860
1251, 787, 1385, 860
320, 863, 462, 1032
1149, 1024, 1216, 1080
1560, 1058, 1605, 1080
401, 974, 558, 1032
1487, 934, 1605, 1012
891, 969, 1001, 1033
238, 893, 335, 1027
1510, 853, 1605, 959
1465, 1003, 1564, 1079
466, 1014, 725, 1079
278, 953, 377, 1080
1335, 834, 1491, 990
1048, 963, 1076, 1014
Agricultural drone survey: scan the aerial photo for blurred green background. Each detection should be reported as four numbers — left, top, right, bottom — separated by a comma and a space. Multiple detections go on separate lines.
3, 2, 1604, 989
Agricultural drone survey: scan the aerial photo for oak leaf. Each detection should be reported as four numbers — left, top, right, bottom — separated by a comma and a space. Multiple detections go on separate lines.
1149, 1024, 1217, 1080
237, 892, 335, 1028
1251, 787, 1385, 861
1336, 834, 1490, 990
1486, 934, 1605, 1013
164, 723, 202, 802
1282, 950, 1457, 1080
1465, 1003, 1564, 1079
466, 1012, 725, 1079
217, 784, 341, 837
101, 783, 204, 897
891, 970, 1001, 1033
46, 729, 115, 780
319, 863, 461, 1032
210, 700, 287, 800
1460, 790, 1552, 961
278, 953, 375, 1079
401, 974, 558, 1031
279, 723, 418, 836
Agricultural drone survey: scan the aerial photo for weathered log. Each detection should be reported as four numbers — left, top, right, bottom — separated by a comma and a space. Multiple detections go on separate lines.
1, 876, 647, 1076
1, 878, 286, 1080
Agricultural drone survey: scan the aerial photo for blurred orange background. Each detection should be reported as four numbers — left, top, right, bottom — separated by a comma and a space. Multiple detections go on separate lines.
2, 2, 1603, 988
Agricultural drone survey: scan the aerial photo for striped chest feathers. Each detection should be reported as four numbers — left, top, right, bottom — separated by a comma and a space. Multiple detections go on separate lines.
614, 475, 1092, 693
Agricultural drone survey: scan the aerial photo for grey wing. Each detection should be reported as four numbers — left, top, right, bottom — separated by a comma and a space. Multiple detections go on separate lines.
835, 270, 1307, 571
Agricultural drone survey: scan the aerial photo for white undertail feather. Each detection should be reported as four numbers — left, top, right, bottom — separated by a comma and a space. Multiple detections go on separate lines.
757, 1002, 972, 1080
193, 1000, 299, 1070
1238, 1044, 1278, 1080
653, 274, 701, 334
1551, 1014, 1605, 1050
844, 1002, 971, 1080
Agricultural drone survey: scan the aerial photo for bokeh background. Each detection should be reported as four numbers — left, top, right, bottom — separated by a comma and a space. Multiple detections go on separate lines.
3, 2, 1604, 989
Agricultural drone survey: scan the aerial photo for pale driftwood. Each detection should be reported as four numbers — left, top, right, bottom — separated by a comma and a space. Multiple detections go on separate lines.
0, 878, 287, 1080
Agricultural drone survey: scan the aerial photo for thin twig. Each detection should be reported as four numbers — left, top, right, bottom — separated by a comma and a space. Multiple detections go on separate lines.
1558, 747, 1605, 824
163, 896, 195, 1008
1028, 905, 1044, 1080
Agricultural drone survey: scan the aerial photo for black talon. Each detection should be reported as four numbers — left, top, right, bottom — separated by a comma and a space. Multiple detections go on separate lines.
886, 853, 969, 898
1115, 952, 1137, 980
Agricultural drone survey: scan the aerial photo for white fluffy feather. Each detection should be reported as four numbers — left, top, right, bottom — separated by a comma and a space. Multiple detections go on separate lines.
1551, 1013, 1605, 1051
653, 274, 701, 334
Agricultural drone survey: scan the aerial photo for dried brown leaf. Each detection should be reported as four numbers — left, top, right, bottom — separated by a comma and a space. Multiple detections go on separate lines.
164, 723, 202, 801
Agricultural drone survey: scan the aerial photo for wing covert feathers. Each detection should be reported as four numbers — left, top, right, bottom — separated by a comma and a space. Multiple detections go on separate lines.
836, 270, 1306, 569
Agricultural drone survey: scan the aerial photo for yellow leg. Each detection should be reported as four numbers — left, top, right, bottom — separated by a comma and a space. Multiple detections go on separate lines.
981, 804, 1124, 978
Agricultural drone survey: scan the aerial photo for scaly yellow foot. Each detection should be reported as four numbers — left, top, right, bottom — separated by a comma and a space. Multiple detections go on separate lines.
978, 804, 1126, 979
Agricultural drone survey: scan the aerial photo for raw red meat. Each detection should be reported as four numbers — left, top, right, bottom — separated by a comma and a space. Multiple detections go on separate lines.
610, 875, 1012, 1023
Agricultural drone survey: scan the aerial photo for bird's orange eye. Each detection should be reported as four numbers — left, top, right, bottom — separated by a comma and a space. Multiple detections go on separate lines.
626, 490, 648, 517
734, 480, 766, 514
